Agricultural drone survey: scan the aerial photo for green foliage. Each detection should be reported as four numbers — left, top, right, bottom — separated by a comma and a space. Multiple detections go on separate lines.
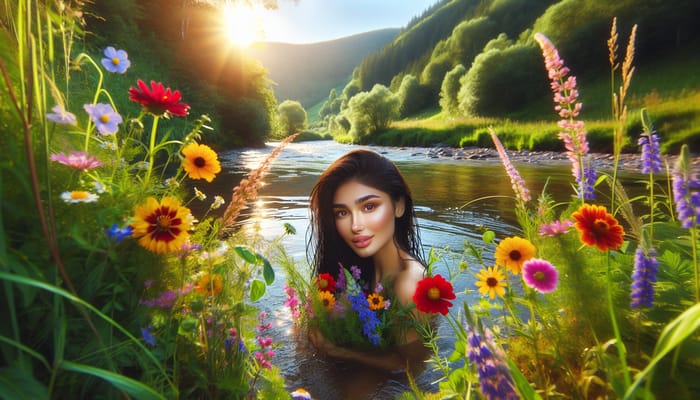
347, 84, 400, 142
397, 74, 427, 117
457, 44, 548, 117
439, 64, 466, 116
277, 100, 308, 136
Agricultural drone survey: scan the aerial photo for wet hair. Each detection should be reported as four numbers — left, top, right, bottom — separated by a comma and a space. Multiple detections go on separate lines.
308, 149, 424, 282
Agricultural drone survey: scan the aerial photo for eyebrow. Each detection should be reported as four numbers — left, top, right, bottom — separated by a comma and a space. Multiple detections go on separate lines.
332, 194, 381, 208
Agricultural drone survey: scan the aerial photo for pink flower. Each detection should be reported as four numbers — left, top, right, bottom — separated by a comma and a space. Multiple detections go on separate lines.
50, 151, 103, 170
522, 259, 559, 293
46, 104, 77, 125
490, 128, 531, 203
538, 219, 574, 236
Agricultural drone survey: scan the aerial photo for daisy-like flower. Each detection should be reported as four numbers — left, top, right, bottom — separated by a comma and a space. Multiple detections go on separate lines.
130, 196, 194, 254
367, 293, 386, 311
196, 273, 223, 295
84, 103, 123, 135
571, 203, 625, 251
61, 190, 99, 203
46, 104, 77, 125
522, 259, 559, 293
128, 79, 190, 117
413, 274, 456, 316
50, 151, 103, 171
290, 388, 312, 400
538, 219, 574, 236
182, 142, 222, 182
316, 273, 336, 293
494, 236, 536, 275
164, 177, 180, 187
475, 266, 507, 299
101, 46, 131, 74
319, 290, 336, 311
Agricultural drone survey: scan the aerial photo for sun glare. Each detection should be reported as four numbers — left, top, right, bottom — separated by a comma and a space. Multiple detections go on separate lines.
222, 3, 266, 47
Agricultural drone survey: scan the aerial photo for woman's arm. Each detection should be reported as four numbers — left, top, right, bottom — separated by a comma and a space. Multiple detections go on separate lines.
308, 327, 426, 372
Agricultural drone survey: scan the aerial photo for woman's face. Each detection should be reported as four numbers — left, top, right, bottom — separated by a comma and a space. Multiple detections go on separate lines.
332, 180, 403, 259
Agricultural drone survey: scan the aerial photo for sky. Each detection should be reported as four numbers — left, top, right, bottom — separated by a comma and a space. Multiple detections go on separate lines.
256, 0, 442, 44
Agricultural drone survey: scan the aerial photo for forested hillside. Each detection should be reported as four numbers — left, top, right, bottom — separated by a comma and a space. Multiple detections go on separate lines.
317, 0, 700, 151
248, 29, 399, 108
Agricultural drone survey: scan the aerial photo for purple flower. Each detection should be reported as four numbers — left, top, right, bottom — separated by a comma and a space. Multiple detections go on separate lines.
630, 247, 658, 308
140, 290, 177, 308
466, 325, 519, 400
350, 265, 361, 281
522, 259, 559, 293
46, 104, 77, 125
106, 224, 133, 243
671, 145, 700, 228
101, 46, 131, 74
638, 132, 662, 174
141, 326, 156, 347
50, 151, 103, 171
84, 103, 122, 135
538, 219, 574, 236
490, 128, 531, 203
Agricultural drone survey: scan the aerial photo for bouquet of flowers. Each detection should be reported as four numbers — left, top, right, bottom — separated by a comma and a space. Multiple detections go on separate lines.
284, 263, 416, 350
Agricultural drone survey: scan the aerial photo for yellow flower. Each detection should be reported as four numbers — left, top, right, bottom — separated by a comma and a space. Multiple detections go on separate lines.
319, 290, 335, 311
182, 142, 221, 182
367, 293, 386, 311
475, 266, 507, 299
494, 236, 536, 275
196, 273, 223, 296
131, 196, 194, 254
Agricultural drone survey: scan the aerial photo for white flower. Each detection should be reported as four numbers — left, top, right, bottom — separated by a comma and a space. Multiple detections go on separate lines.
61, 190, 99, 203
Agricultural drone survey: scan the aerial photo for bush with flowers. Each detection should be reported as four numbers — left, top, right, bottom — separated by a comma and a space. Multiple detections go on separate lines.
403, 20, 700, 400
0, 2, 300, 398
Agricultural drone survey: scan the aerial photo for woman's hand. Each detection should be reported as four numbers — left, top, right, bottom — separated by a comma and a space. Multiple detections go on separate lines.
308, 327, 343, 358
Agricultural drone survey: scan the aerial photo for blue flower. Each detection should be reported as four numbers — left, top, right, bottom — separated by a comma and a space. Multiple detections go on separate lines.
672, 147, 700, 229
576, 165, 596, 200
630, 247, 658, 308
106, 224, 133, 243
466, 325, 519, 400
349, 292, 381, 345
84, 103, 123, 135
101, 46, 131, 74
141, 326, 156, 347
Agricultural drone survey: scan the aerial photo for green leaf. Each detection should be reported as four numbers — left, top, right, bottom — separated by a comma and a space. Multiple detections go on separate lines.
0, 367, 49, 400
60, 361, 165, 400
234, 246, 257, 264
250, 279, 266, 302
261, 257, 275, 285
507, 358, 542, 400
283, 223, 297, 235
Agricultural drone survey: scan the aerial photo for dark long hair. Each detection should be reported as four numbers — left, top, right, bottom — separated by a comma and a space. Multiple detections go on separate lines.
308, 149, 424, 282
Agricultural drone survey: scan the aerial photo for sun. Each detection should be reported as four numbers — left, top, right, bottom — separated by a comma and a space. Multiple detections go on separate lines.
222, 2, 266, 47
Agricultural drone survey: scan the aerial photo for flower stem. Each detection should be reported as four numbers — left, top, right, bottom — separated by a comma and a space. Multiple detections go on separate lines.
606, 252, 631, 390
144, 115, 160, 185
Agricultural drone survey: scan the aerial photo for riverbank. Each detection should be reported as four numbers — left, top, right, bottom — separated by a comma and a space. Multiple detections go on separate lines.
403, 145, 700, 173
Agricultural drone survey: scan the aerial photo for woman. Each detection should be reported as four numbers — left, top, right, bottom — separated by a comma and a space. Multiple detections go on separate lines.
307, 149, 430, 371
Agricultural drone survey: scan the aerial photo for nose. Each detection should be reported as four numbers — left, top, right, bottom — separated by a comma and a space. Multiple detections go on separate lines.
351, 213, 364, 233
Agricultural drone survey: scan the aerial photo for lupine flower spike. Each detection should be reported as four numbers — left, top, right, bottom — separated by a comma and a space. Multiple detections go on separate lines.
466, 325, 519, 400
671, 144, 700, 229
489, 128, 530, 204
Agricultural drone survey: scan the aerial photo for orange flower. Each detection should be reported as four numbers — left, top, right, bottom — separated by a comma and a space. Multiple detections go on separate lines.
196, 273, 223, 295
475, 266, 507, 299
182, 142, 221, 182
494, 237, 535, 275
319, 290, 335, 311
367, 293, 386, 311
572, 203, 625, 251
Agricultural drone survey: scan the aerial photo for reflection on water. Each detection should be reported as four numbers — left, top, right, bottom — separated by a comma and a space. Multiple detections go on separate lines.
194, 140, 644, 399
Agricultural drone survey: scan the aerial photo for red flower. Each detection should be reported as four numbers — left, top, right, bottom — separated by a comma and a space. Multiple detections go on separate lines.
315, 273, 336, 293
128, 79, 190, 117
413, 274, 456, 316
572, 203, 625, 251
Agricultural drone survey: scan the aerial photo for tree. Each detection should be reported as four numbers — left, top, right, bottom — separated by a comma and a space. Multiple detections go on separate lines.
277, 100, 307, 136
439, 64, 466, 116
396, 74, 425, 117
347, 84, 400, 142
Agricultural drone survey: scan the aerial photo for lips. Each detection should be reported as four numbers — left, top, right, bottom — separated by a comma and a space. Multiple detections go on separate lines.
352, 235, 373, 249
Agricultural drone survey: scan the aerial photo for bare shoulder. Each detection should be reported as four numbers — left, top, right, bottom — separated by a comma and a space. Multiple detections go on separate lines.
394, 258, 427, 307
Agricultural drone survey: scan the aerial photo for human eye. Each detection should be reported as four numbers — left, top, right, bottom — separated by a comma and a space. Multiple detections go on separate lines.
363, 202, 377, 212
333, 208, 347, 218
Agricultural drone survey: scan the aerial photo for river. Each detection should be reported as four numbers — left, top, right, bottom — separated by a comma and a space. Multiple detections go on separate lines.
197, 140, 645, 399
